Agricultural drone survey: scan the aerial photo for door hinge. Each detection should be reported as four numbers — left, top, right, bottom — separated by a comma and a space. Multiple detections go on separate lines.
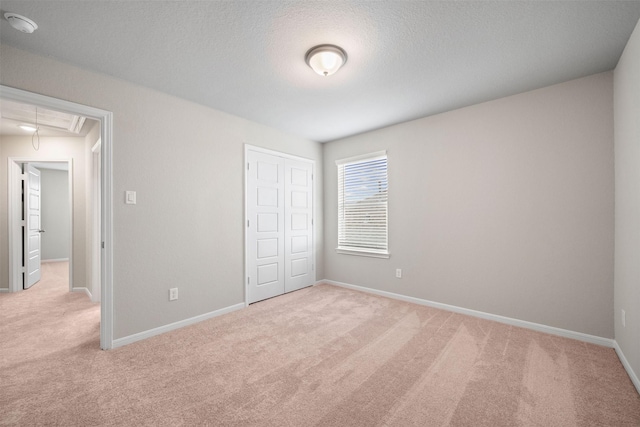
247, 162, 250, 170
21, 266, 26, 273
20, 173, 26, 181
101, 241, 105, 249
247, 220, 250, 228
247, 277, 250, 284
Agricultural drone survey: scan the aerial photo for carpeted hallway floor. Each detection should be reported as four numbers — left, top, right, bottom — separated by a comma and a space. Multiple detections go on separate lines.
1, 261, 639, 426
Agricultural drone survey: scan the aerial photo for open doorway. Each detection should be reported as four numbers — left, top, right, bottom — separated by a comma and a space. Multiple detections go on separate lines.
20, 161, 73, 292
0, 85, 113, 349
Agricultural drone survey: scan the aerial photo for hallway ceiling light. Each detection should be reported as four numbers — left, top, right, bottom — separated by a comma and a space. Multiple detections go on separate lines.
305, 45, 347, 77
18, 124, 38, 132
3, 100, 87, 135
4, 12, 38, 34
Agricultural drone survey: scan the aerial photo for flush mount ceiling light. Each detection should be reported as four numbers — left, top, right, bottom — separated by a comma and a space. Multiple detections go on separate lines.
4, 12, 38, 34
18, 124, 38, 132
305, 45, 347, 77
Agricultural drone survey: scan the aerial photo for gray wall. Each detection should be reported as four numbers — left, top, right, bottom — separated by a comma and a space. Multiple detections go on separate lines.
40, 168, 70, 261
0, 44, 323, 340
324, 72, 614, 339
0, 135, 87, 291
614, 19, 640, 385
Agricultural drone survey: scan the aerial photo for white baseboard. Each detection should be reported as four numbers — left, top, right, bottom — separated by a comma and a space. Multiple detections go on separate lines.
42, 258, 69, 263
72, 287, 92, 299
112, 302, 245, 349
0, 288, 9, 293
322, 280, 614, 348
614, 341, 640, 395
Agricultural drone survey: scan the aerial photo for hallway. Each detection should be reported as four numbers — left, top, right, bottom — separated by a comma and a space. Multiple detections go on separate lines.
0, 261, 100, 366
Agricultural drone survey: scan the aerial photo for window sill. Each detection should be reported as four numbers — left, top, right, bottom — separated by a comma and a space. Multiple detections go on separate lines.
336, 248, 390, 259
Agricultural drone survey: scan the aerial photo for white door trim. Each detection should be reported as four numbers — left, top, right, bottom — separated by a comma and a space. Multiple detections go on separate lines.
1, 85, 115, 350
245, 145, 316, 162
91, 139, 102, 302
7, 160, 22, 293
243, 144, 316, 306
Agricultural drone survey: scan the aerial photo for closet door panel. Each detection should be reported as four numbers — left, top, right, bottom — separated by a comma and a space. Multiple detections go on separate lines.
247, 151, 285, 303
284, 159, 314, 293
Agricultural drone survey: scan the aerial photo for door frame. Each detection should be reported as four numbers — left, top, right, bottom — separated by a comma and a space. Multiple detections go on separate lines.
91, 138, 102, 303
1, 85, 114, 350
9, 159, 74, 291
243, 144, 316, 306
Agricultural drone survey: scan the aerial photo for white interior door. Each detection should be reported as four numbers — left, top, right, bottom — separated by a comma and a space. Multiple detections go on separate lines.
24, 163, 42, 289
284, 159, 314, 293
246, 148, 314, 304
247, 150, 285, 303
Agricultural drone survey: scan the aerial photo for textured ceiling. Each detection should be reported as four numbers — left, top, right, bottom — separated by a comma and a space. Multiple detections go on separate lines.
1, 1, 639, 142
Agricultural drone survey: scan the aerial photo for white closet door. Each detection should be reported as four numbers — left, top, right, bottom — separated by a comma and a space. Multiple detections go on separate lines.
246, 148, 314, 304
284, 159, 314, 293
247, 151, 285, 303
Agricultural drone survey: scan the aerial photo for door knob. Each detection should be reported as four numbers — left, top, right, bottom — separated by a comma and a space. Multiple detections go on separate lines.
38, 229, 45, 233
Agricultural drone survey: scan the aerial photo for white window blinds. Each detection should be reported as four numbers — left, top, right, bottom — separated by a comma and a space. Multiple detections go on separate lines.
336, 151, 389, 257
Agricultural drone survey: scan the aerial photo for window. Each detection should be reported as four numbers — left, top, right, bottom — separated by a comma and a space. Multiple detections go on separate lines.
336, 151, 389, 258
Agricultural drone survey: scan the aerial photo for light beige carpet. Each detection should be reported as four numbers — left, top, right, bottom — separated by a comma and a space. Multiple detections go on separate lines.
1, 262, 639, 426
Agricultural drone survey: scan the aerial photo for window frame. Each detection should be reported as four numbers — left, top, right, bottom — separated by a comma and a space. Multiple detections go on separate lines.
335, 150, 389, 259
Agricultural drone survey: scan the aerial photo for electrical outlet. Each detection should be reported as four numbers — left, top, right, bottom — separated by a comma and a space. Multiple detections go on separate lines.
395, 268, 402, 279
169, 287, 178, 301
622, 309, 626, 328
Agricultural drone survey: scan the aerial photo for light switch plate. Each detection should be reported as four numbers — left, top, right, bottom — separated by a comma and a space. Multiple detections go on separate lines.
125, 191, 136, 205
